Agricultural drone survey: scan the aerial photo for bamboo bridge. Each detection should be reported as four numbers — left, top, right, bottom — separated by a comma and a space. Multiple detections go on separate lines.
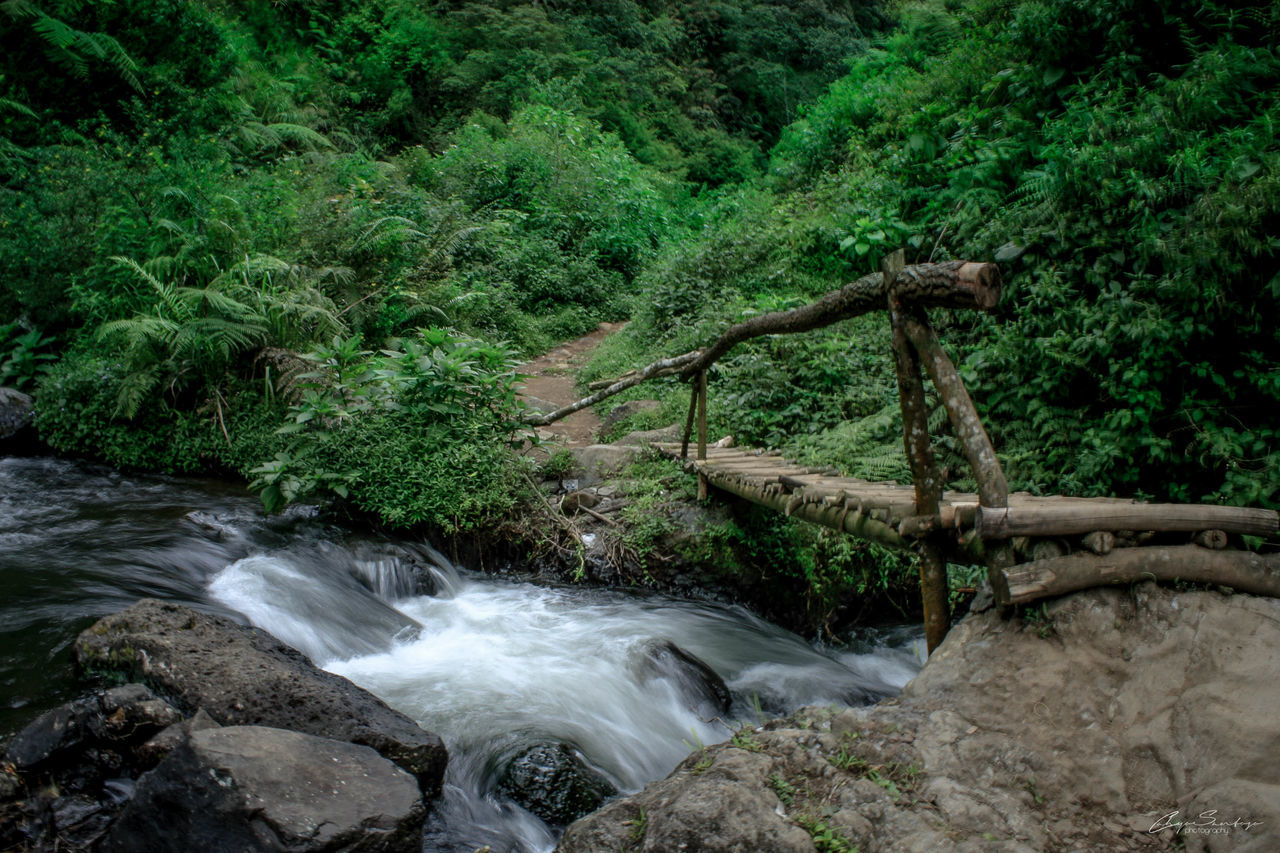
527, 251, 1280, 652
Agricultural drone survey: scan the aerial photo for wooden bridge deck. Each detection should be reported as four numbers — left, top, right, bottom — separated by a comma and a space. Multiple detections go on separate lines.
654, 443, 1280, 612
654, 443, 1277, 544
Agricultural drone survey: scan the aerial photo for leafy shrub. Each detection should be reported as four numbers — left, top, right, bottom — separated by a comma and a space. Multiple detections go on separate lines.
250, 328, 531, 531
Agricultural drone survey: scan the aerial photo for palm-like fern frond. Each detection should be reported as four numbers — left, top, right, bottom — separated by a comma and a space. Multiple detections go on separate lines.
3, 1, 141, 90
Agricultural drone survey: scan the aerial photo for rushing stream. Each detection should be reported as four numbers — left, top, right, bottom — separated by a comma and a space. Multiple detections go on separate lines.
0, 456, 924, 851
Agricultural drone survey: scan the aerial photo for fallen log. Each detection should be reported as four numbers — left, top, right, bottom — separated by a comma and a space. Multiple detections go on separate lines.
994, 545, 1280, 606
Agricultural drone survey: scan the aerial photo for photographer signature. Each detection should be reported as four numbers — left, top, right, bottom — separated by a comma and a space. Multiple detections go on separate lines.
1148, 810, 1263, 834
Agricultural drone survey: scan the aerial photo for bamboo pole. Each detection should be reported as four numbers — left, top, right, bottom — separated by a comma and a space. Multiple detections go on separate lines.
522, 351, 701, 426
526, 261, 1002, 426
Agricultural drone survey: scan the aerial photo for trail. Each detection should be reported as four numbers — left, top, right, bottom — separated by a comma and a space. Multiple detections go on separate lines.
516, 322, 623, 446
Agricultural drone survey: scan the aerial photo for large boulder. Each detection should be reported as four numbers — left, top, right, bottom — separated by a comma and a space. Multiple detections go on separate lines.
560, 584, 1280, 853
74, 599, 447, 796
101, 726, 425, 853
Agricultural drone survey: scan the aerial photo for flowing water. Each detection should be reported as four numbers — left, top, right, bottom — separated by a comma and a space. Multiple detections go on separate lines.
0, 456, 925, 851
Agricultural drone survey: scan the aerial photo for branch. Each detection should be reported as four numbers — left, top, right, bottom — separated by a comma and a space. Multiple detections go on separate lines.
520, 351, 700, 426
677, 260, 1001, 378
522, 260, 1001, 426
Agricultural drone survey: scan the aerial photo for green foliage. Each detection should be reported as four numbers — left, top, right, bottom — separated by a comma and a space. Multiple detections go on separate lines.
0, 322, 55, 390
616, 0, 1280, 515
767, 772, 797, 807
250, 328, 530, 531
794, 813, 859, 853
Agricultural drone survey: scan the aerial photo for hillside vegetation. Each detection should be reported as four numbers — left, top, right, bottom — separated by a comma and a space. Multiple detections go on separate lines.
2, 0, 1276, 607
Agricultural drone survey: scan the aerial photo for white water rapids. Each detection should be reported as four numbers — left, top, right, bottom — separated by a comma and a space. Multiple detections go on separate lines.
209, 545, 924, 852
0, 457, 924, 853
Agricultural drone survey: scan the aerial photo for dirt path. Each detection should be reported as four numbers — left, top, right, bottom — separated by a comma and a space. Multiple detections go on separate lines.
516, 322, 623, 446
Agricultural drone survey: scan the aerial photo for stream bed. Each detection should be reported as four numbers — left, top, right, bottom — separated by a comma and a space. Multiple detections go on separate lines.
0, 456, 924, 851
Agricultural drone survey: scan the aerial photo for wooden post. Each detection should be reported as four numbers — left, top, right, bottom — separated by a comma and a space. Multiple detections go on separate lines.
681, 379, 699, 459
885, 250, 949, 654
697, 369, 708, 500
901, 311, 1008, 510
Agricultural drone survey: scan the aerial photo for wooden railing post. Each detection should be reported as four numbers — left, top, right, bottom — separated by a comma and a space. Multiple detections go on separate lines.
885, 250, 950, 654
681, 379, 699, 459
696, 369, 709, 500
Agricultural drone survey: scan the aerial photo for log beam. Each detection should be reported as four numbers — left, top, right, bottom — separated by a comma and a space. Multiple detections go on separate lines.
701, 470, 907, 550
977, 504, 1278, 539
678, 260, 1002, 378
996, 546, 1280, 606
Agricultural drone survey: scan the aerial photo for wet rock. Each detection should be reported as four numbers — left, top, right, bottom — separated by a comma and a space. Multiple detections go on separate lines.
497, 742, 616, 825
101, 726, 425, 853
88, 684, 184, 743
134, 708, 221, 768
74, 599, 448, 796
559, 748, 812, 853
4, 701, 94, 770
4, 685, 180, 772
560, 585, 1280, 853
0, 387, 34, 448
637, 641, 731, 716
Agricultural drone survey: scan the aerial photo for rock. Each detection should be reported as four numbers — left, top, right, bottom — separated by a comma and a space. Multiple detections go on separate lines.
569, 444, 640, 482
559, 748, 813, 853
101, 726, 425, 853
0, 766, 19, 800
560, 585, 1280, 852
0, 387, 34, 447
615, 424, 683, 446
3, 684, 181, 771
75, 600, 448, 796
4, 700, 94, 770
520, 395, 561, 415
88, 684, 184, 743
636, 641, 731, 716
601, 400, 662, 434
559, 490, 601, 514
496, 741, 617, 825
135, 708, 221, 768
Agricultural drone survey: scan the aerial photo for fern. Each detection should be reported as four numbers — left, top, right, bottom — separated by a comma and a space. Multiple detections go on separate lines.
2, 1, 140, 90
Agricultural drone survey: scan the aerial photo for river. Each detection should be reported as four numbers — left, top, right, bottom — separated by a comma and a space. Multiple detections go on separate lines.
0, 456, 924, 851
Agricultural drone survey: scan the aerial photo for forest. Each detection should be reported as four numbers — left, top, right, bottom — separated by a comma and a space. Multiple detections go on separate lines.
3, 0, 1278, 612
